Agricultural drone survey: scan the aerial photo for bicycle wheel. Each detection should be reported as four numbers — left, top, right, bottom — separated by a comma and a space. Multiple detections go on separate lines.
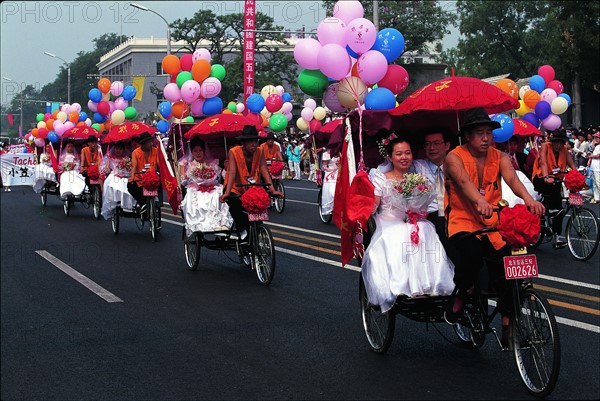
252, 224, 276, 285
111, 209, 120, 234
359, 275, 395, 354
93, 186, 101, 220
63, 199, 71, 216
274, 180, 285, 213
149, 198, 158, 242
453, 323, 474, 347
530, 215, 552, 248
317, 187, 332, 224
41, 187, 47, 206
183, 226, 201, 271
566, 206, 599, 261
511, 287, 560, 398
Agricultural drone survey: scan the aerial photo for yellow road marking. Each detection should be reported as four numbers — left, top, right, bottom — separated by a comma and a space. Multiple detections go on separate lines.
276, 237, 340, 256
548, 299, 600, 316
270, 228, 340, 246
536, 284, 600, 303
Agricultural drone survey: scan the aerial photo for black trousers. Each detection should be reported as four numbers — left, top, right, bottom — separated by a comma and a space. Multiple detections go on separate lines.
427, 211, 460, 268
226, 196, 249, 233
532, 176, 564, 235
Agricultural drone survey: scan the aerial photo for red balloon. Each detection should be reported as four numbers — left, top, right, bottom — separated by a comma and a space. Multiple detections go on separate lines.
44, 113, 52, 121
377, 64, 409, 95
180, 54, 194, 72
309, 119, 322, 132
265, 94, 283, 113
97, 100, 110, 116
537, 65, 555, 85
547, 80, 563, 95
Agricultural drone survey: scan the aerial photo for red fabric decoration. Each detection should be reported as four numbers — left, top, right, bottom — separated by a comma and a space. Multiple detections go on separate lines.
87, 165, 100, 180
141, 171, 161, 190
497, 204, 541, 247
269, 161, 284, 176
563, 169, 586, 192
241, 186, 270, 214
406, 210, 428, 245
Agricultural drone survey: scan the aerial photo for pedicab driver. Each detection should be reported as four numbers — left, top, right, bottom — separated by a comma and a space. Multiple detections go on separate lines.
220, 125, 283, 241
128, 132, 160, 214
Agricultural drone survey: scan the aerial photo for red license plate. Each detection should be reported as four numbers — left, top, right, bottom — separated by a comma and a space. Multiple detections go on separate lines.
248, 211, 268, 221
143, 188, 158, 197
569, 192, 583, 206
503, 255, 538, 280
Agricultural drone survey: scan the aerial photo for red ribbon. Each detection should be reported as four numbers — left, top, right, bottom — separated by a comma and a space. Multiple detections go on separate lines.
406, 210, 428, 245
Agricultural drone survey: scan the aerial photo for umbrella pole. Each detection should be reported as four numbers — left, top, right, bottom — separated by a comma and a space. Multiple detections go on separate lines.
456, 110, 462, 146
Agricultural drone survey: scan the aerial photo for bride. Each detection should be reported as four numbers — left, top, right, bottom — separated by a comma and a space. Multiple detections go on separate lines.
361, 136, 455, 313
100, 141, 135, 219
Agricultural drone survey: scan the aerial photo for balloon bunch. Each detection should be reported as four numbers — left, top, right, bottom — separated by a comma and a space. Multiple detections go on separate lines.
158, 48, 227, 132
296, 99, 327, 132
245, 85, 294, 133
27, 103, 90, 145
88, 78, 138, 131
293, 0, 409, 112
224, 101, 246, 115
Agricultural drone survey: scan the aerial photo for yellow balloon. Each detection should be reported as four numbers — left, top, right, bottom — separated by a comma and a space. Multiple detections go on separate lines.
260, 107, 272, 119
313, 106, 326, 121
111, 110, 126, 125
551, 97, 568, 115
296, 117, 308, 131
56, 111, 67, 123
515, 99, 530, 116
395, 101, 399, 107
260, 85, 277, 100
37, 121, 46, 129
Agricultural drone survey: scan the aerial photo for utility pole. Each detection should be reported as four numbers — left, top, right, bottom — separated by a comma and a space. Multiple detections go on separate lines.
373, 0, 379, 31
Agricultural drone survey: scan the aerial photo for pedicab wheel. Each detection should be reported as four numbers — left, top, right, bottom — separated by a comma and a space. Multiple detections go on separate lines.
93, 186, 101, 220
63, 198, 71, 216
511, 287, 560, 398
41, 187, 47, 206
252, 225, 275, 286
359, 275, 395, 354
453, 322, 474, 347
149, 199, 158, 242
566, 206, 599, 261
317, 187, 332, 224
274, 181, 285, 213
183, 226, 201, 271
111, 209, 120, 235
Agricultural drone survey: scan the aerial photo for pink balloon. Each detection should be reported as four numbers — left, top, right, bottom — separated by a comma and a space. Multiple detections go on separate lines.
377, 64, 409, 94
236, 103, 245, 113
294, 38, 322, 70
346, 18, 377, 55
35, 138, 45, 147
357, 50, 388, 85
547, 80, 563, 94
318, 43, 351, 80
317, 17, 347, 47
190, 98, 204, 116
163, 83, 182, 103
63, 121, 75, 130
333, 0, 364, 24
70, 103, 82, 113
44, 112, 52, 121
323, 83, 346, 113
192, 48, 211, 63
114, 97, 128, 110
181, 80, 201, 103
540, 88, 557, 104
87, 100, 98, 112
301, 107, 314, 122
180, 54, 194, 71
200, 77, 221, 98
281, 102, 293, 113
60, 104, 71, 114
541, 114, 562, 131
108, 101, 116, 115
54, 122, 66, 136
110, 81, 124, 97
537, 65, 555, 85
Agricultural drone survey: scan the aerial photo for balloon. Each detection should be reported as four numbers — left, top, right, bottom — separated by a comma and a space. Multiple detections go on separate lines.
542, 114, 561, 131
547, 80, 563, 94
260, 107, 272, 119
110, 81, 124, 97
102, 91, 110, 101
558, 93, 571, 106
540, 88, 557, 104
529, 75, 545, 93
156, 101, 171, 119
38, 127, 48, 137
202, 97, 223, 116
333, 0, 364, 24
346, 18, 377, 55
282, 92, 292, 103
265, 94, 284, 113
518, 85, 530, 100
157, 120, 170, 133
91, 123, 101, 131
269, 113, 288, 132
87, 100, 98, 112
163, 83, 182, 103
371, 28, 405, 63
210, 64, 226, 81
227, 102, 237, 113
191, 59, 211, 82
317, 17, 347, 47
181, 79, 201, 103
374, 64, 409, 95
88, 88, 102, 103
346, 45, 359, 59
37, 121, 46, 129
54, 122, 66, 136
337, 76, 368, 109
491, 113, 514, 142
190, 98, 204, 116
357, 50, 388, 85
71, 103, 81, 113
365, 87, 397, 110
551, 97, 569, 115
276, 85, 285, 95
162, 54, 181, 75
304, 99, 317, 110
64, 121, 75, 130
43, 113, 51, 121
114, 97, 128, 110
172, 101, 190, 119
537, 65, 555, 85
247, 94, 266, 113
294, 38, 322, 70
122, 86, 137, 101
108, 101, 116, 115
318, 43, 351, 80
313, 106, 326, 121
56, 111, 67, 123
180, 54, 193, 72
296, 117, 309, 131
236, 103, 245, 113
68, 111, 79, 123
309, 119, 322, 132
93, 112, 106, 123
84, 118, 92, 127
260, 85, 278, 99
515, 100, 530, 116
322, 83, 346, 113
36, 113, 44, 122
111, 109, 126, 125
297, 69, 329, 97
45, 118, 55, 130
47, 131, 58, 143
97, 101, 110, 116
176, 71, 194, 88
281, 102, 293, 113
534, 100, 551, 120
200, 77, 222, 98
495, 78, 518, 99
184, 116, 194, 123
301, 107, 314, 122
523, 90, 541, 109
522, 112, 539, 128
192, 48, 211, 63
98, 78, 111, 94
35, 137, 45, 147
78, 111, 87, 122
284, 112, 293, 121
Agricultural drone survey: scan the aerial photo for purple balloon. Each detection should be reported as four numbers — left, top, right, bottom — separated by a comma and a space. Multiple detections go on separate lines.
534, 100, 551, 120
542, 114, 562, 131
323, 83, 346, 113
522, 112, 539, 127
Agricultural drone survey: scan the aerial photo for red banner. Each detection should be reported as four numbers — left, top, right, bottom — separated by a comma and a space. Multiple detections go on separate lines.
7, 113, 13, 127
243, 0, 256, 103
157, 138, 181, 214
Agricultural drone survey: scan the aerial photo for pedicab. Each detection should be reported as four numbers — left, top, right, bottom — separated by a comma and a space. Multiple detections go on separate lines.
35, 140, 61, 207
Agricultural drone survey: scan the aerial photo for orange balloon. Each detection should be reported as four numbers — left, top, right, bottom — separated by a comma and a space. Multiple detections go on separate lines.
191, 59, 211, 82
523, 90, 541, 109
495, 78, 518, 99
261, 115, 269, 127
31, 128, 39, 137
171, 101, 190, 119
68, 111, 79, 123
76, 121, 86, 127
52, 110, 60, 119
351, 62, 359, 78
45, 118, 55, 130
222, 109, 233, 114
98, 78, 111, 94
162, 55, 181, 75
104, 121, 111, 131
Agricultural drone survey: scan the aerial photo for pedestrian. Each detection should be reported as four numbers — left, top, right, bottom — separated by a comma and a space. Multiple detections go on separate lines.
290, 140, 302, 180
587, 132, 600, 203
506, 136, 527, 172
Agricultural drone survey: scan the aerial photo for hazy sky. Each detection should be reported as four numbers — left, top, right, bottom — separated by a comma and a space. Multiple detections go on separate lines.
0, 1, 458, 104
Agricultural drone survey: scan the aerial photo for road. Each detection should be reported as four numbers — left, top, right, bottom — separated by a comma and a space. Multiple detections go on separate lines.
1, 181, 599, 400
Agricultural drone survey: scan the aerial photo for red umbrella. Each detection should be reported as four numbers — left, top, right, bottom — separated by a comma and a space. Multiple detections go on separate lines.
62, 126, 101, 139
512, 118, 542, 136
184, 113, 261, 140
102, 122, 157, 143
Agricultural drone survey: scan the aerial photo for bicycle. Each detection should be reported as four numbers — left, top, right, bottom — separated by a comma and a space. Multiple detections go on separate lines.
266, 159, 285, 214
359, 203, 560, 398
531, 172, 599, 261
113, 172, 161, 241
62, 179, 101, 219
316, 186, 333, 224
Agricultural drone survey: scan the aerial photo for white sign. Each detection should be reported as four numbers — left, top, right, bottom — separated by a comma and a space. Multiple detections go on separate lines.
1, 153, 36, 187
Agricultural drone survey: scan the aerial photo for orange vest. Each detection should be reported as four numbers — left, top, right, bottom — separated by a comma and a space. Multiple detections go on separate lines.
131, 147, 158, 187
81, 147, 102, 172
225, 146, 263, 195
446, 145, 505, 249
531, 142, 567, 179
260, 143, 280, 160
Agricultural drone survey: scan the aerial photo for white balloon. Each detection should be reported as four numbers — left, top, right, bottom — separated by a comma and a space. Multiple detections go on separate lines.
304, 98, 317, 110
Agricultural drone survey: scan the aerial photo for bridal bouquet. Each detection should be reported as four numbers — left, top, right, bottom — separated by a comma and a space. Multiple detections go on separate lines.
116, 156, 132, 172
62, 161, 75, 172
390, 173, 434, 245
189, 161, 218, 182
40, 153, 51, 164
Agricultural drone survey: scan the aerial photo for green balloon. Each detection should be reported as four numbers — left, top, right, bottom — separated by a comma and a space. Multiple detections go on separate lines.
298, 69, 329, 97
91, 123, 101, 131
176, 71, 194, 88
269, 113, 288, 132
184, 116, 194, 123
36, 113, 44, 122
210, 64, 226, 81
227, 102, 237, 112
124, 107, 137, 120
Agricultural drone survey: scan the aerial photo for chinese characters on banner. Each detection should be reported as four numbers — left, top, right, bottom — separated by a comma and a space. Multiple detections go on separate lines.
1, 153, 36, 187
243, 0, 256, 103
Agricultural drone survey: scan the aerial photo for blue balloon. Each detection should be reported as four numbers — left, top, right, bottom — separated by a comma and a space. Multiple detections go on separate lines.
88, 88, 102, 103
558, 93, 571, 106
282, 93, 292, 103
22, 147, 28, 153
156, 120, 170, 133
346, 45, 359, 59
246, 93, 265, 113
522, 112, 539, 128
122, 85, 137, 101
491, 113, 514, 143
158, 101, 172, 118
47, 131, 59, 143
202, 97, 223, 116
372, 28, 405, 63
529, 75, 545, 93
78, 111, 88, 122
93, 112, 106, 123
534, 100, 551, 120
365, 87, 397, 110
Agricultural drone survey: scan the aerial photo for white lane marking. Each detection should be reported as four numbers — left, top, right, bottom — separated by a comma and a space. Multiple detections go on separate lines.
283, 186, 320, 192
285, 199, 318, 205
538, 274, 600, 291
266, 221, 340, 239
35, 250, 123, 303
275, 247, 360, 271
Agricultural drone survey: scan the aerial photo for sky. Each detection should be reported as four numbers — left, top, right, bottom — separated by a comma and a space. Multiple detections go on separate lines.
0, 1, 459, 105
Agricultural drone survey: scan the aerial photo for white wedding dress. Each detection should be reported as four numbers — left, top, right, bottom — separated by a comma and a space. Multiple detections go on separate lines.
361, 169, 455, 313
58, 154, 85, 199
101, 155, 135, 219
320, 156, 339, 215
33, 155, 57, 193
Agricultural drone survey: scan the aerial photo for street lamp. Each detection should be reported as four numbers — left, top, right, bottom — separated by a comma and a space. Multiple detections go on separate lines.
3, 77, 23, 134
44, 51, 71, 104
130, 2, 171, 55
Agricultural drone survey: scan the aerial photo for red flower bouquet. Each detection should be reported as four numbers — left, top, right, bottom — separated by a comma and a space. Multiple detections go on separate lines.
269, 161, 284, 176
497, 204, 541, 247
241, 186, 270, 214
563, 169, 586, 192
87, 165, 100, 180
141, 171, 161, 190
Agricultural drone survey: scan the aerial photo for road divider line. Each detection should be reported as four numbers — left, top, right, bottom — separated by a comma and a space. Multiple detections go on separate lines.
35, 250, 123, 303
538, 274, 600, 290
265, 221, 340, 239
276, 238, 340, 256
535, 284, 600, 302
275, 247, 360, 272
271, 229, 340, 246
548, 299, 600, 315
